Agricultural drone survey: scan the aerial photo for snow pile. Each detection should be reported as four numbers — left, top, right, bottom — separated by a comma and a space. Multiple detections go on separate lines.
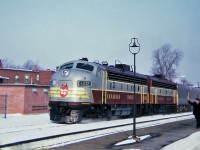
115, 135, 151, 146
162, 131, 200, 150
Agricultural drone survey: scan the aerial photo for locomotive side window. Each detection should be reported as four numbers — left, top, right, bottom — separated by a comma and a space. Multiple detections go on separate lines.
59, 63, 73, 71
76, 63, 94, 71
109, 82, 115, 89
151, 87, 154, 94
144, 86, 148, 93
110, 82, 112, 89
113, 82, 115, 89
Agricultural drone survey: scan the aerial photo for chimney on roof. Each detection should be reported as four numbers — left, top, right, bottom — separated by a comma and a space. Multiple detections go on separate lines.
33, 65, 37, 71
0, 59, 3, 68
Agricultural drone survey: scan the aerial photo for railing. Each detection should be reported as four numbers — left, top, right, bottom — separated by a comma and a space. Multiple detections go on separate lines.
0, 94, 7, 118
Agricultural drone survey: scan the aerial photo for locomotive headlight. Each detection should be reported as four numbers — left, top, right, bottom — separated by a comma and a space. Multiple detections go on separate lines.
62, 69, 70, 77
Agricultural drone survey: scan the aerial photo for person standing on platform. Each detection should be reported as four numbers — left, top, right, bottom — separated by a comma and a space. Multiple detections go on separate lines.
187, 97, 200, 128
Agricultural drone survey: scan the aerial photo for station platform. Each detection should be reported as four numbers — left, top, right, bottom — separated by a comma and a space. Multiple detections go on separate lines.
52, 118, 199, 150
0, 113, 199, 150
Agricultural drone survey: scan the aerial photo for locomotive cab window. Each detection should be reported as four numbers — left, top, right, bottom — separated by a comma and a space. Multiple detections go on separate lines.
76, 63, 94, 72
59, 63, 73, 71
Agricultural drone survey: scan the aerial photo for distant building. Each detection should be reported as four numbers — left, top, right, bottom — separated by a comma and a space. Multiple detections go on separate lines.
0, 68, 53, 85
0, 67, 54, 114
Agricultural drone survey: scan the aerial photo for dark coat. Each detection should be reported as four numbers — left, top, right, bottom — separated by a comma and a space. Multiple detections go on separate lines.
188, 101, 200, 115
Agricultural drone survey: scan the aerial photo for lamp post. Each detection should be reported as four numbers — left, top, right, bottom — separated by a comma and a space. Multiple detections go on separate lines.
129, 37, 140, 139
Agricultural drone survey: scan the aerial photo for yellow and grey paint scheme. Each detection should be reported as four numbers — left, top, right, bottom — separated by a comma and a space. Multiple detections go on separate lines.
49, 87, 90, 99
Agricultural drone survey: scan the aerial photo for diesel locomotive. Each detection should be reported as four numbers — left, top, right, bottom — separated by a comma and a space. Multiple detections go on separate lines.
49, 58, 200, 123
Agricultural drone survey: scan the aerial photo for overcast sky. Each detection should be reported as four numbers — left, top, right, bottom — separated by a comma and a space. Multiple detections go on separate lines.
0, 0, 200, 84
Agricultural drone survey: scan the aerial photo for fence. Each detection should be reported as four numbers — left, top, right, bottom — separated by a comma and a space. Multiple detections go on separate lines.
0, 94, 7, 118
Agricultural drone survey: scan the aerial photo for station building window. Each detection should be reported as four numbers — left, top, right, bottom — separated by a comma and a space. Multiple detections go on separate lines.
24, 75, 30, 83
36, 74, 39, 81
15, 75, 19, 83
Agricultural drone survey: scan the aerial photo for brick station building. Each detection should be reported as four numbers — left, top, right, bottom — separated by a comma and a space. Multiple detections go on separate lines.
0, 63, 54, 114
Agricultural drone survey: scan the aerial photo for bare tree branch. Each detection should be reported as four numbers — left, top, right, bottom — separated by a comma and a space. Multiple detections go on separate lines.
1, 58, 43, 70
151, 43, 184, 81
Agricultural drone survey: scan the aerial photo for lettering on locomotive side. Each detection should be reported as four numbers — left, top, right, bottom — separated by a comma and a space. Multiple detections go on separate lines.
167, 97, 172, 101
127, 95, 134, 100
107, 94, 120, 100
158, 97, 164, 101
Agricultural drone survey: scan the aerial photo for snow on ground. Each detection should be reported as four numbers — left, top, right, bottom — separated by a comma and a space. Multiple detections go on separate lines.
0, 113, 50, 128
0, 112, 198, 150
162, 131, 200, 150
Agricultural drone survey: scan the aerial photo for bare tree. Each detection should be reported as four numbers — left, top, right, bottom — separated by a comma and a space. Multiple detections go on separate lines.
22, 59, 35, 70
22, 59, 42, 70
1, 58, 19, 69
151, 44, 183, 81
1, 58, 43, 70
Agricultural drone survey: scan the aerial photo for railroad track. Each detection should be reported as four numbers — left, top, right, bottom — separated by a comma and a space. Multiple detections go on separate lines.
0, 113, 193, 149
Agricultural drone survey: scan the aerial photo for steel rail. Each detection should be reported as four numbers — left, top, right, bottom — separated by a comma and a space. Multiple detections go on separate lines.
0, 114, 193, 148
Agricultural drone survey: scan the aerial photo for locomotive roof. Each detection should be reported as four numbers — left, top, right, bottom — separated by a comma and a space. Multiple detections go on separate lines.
59, 59, 177, 88
148, 75, 177, 89
104, 65, 147, 79
99, 62, 177, 89
148, 75, 177, 85
100, 63, 148, 85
